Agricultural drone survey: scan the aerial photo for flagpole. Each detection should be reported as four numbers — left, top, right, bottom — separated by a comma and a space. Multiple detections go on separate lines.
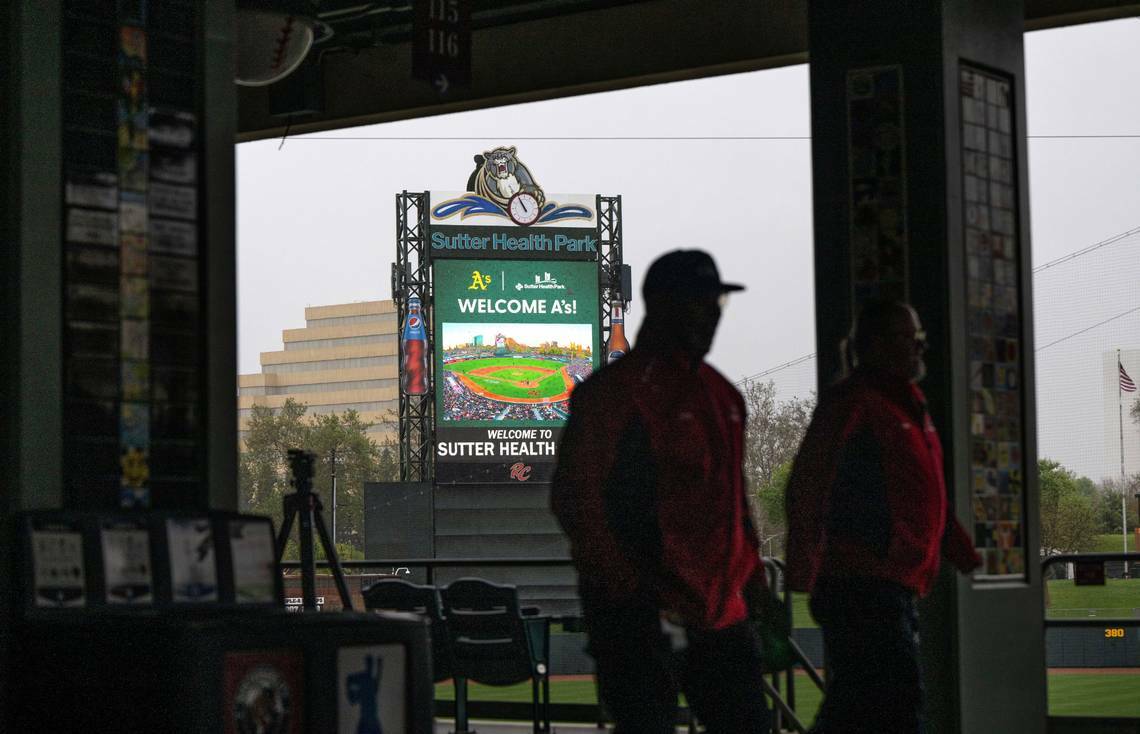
1120, 349, 1129, 577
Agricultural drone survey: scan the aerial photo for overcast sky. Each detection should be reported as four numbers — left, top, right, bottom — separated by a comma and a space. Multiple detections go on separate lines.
237, 18, 1140, 481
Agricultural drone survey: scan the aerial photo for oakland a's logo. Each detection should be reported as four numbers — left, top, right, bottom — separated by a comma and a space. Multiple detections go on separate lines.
431, 147, 593, 226
468, 271, 492, 290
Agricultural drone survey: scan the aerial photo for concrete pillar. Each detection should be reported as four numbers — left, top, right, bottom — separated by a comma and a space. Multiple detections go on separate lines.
808, 2, 1045, 732
1, 0, 236, 721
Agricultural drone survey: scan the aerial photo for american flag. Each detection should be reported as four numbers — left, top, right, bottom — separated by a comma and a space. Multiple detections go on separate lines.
1120, 360, 1136, 393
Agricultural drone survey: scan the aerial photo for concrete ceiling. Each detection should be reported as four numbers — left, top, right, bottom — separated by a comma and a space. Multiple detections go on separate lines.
237, 0, 1140, 141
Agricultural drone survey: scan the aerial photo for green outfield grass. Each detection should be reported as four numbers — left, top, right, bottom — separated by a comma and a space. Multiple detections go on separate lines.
1090, 533, 1137, 553
435, 677, 598, 705
444, 356, 568, 400
790, 592, 816, 628
1049, 672, 1140, 717
1045, 577, 1140, 619
788, 578, 1140, 624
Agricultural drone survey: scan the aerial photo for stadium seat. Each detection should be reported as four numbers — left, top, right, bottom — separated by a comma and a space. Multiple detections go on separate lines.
441, 578, 551, 734
362, 578, 454, 682
361, 578, 479, 731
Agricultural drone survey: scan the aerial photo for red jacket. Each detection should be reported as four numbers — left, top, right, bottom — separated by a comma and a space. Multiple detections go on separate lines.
551, 346, 763, 630
785, 369, 980, 597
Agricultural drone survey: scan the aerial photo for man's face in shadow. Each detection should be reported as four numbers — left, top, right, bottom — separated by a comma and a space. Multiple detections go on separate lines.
654, 290, 724, 361
867, 305, 927, 382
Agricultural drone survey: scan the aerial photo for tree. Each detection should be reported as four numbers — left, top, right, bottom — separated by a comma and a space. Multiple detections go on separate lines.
741, 379, 815, 556
1094, 480, 1125, 534
238, 398, 398, 556
306, 411, 385, 551
1038, 458, 1098, 555
239, 400, 310, 522
753, 461, 792, 556
1093, 475, 1140, 535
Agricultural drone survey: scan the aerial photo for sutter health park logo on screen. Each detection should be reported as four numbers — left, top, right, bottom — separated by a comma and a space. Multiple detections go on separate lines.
433, 259, 600, 483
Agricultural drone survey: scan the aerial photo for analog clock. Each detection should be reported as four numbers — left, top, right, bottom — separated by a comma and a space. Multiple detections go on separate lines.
508, 192, 541, 226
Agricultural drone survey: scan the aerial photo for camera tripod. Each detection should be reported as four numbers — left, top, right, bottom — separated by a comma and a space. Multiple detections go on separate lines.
275, 449, 354, 611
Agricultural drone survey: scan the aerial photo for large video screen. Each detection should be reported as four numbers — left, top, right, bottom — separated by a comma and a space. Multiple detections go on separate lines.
433, 259, 600, 483
440, 322, 594, 423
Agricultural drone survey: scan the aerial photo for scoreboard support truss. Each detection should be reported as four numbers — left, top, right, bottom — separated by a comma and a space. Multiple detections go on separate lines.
597, 195, 625, 349
394, 191, 434, 482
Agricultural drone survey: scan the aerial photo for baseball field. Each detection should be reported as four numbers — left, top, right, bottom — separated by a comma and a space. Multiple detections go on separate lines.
444, 356, 574, 403
435, 671, 1140, 719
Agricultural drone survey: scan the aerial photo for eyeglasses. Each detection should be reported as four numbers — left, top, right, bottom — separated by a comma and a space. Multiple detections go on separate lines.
890, 329, 927, 350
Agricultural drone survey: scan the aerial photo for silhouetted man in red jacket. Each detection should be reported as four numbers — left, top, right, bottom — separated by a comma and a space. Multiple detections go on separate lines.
785, 299, 982, 734
552, 250, 770, 734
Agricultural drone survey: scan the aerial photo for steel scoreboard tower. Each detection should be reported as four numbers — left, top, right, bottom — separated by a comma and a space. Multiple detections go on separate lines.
394, 187, 624, 483
391, 154, 624, 614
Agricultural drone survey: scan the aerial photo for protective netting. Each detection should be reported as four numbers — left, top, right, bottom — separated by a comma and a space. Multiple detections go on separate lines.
1033, 227, 1140, 482
730, 225, 1140, 486
739, 353, 820, 407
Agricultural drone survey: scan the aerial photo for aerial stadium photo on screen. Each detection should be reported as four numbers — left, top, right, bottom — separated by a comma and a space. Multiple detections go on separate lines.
439, 322, 594, 422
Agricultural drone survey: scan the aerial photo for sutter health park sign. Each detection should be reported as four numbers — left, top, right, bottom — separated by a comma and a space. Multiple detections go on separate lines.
430, 230, 598, 256
432, 258, 600, 484
429, 191, 599, 261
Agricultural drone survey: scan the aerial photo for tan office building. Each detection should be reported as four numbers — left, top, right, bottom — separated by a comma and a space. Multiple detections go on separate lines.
238, 300, 400, 444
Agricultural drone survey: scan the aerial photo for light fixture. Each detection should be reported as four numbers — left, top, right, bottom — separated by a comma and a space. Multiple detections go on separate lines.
235, 0, 319, 87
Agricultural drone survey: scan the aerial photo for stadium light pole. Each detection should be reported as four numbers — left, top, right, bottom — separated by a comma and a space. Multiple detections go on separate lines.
330, 446, 338, 547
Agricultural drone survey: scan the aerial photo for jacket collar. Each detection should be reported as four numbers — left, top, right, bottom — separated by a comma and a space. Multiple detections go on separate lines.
851, 367, 926, 418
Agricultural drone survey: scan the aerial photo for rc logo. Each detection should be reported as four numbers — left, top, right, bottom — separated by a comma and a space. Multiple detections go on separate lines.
468, 271, 492, 290
509, 462, 532, 482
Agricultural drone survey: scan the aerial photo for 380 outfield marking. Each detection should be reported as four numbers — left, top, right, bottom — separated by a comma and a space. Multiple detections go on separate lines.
443, 356, 575, 403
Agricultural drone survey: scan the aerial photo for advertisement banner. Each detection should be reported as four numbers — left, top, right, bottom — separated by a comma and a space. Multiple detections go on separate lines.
433, 258, 600, 483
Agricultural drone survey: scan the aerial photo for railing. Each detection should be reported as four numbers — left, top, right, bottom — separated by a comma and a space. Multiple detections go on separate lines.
280, 556, 576, 585
763, 557, 826, 734
280, 555, 822, 732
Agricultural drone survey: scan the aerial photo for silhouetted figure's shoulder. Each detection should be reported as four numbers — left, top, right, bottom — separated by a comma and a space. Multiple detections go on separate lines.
696, 361, 742, 397
568, 347, 648, 410
817, 369, 887, 406
812, 370, 926, 430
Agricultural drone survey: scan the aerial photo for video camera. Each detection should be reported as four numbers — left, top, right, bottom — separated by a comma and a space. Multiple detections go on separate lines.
286, 449, 316, 493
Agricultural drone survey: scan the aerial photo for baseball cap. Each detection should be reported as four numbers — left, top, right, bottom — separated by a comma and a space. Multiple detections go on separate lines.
642, 249, 745, 299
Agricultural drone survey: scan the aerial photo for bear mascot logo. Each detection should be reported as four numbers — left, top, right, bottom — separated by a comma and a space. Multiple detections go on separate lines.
466, 146, 546, 211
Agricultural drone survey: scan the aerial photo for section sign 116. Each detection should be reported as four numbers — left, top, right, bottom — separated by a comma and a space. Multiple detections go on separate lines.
412, 0, 471, 90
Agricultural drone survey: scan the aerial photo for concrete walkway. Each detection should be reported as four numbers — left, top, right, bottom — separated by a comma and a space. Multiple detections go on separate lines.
435, 723, 606, 733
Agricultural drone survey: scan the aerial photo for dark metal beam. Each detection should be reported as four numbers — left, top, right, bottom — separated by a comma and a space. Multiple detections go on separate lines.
238, 1, 1140, 142
238, 0, 808, 140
